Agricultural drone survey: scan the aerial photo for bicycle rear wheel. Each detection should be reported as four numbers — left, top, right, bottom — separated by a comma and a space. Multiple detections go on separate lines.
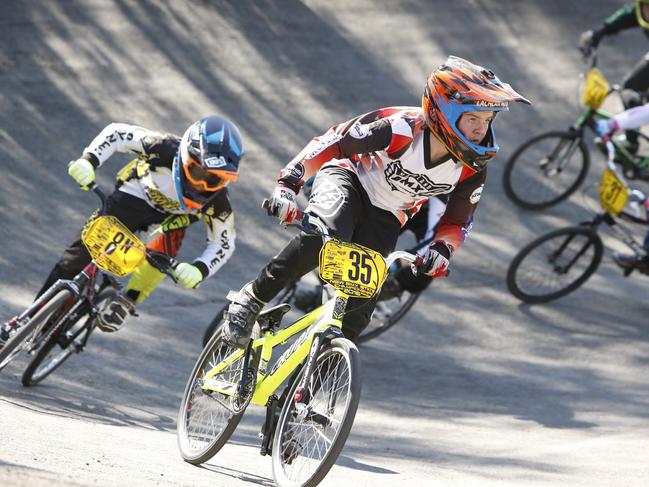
357, 290, 421, 344
502, 131, 590, 210
272, 338, 361, 487
507, 226, 603, 303
0, 290, 72, 371
21, 288, 116, 387
178, 324, 260, 464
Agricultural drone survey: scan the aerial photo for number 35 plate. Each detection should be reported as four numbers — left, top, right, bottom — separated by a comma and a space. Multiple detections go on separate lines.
319, 240, 387, 299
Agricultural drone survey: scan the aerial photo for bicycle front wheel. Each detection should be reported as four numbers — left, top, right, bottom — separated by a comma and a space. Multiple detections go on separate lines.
22, 288, 116, 387
502, 131, 590, 210
0, 290, 72, 371
177, 325, 260, 465
507, 226, 603, 303
357, 290, 421, 344
272, 338, 361, 487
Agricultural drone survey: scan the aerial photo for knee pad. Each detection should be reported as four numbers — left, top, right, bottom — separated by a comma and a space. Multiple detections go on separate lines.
620, 88, 643, 109
341, 299, 375, 341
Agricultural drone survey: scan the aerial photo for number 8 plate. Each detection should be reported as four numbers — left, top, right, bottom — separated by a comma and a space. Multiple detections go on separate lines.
319, 240, 388, 299
82, 216, 146, 277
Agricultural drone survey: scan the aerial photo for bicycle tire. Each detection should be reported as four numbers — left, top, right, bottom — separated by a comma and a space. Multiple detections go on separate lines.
21, 288, 117, 387
0, 290, 72, 371
507, 226, 603, 303
178, 324, 261, 464
357, 290, 421, 344
272, 337, 361, 487
502, 131, 590, 210
201, 305, 226, 347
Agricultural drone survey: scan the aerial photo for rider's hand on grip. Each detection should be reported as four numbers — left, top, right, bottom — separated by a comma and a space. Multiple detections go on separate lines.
68, 158, 95, 190
264, 185, 299, 224
578, 30, 596, 58
413, 240, 453, 278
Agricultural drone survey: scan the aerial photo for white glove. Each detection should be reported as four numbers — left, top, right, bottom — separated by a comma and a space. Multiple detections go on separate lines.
265, 185, 299, 224
68, 158, 95, 189
175, 263, 203, 289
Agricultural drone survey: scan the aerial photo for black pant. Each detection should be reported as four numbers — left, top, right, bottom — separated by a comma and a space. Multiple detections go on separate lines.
36, 190, 168, 298
252, 167, 402, 341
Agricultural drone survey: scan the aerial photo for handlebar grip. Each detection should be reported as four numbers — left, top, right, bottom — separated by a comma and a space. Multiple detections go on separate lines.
410, 255, 449, 278
261, 198, 304, 224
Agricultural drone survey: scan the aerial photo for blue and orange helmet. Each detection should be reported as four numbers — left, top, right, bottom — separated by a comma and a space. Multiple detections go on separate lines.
174, 115, 244, 210
423, 56, 530, 172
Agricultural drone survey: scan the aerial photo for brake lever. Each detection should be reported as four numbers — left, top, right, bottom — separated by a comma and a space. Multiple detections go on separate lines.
146, 251, 179, 283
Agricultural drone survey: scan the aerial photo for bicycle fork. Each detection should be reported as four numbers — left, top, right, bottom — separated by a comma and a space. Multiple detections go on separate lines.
258, 326, 343, 456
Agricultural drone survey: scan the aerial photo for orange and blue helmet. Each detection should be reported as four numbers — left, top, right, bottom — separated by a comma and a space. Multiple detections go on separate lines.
173, 115, 244, 210
423, 56, 530, 172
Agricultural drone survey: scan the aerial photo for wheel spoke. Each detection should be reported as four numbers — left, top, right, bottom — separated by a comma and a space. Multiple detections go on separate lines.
273, 341, 360, 486
508, 227, 602, 303
504, 133, 588, 209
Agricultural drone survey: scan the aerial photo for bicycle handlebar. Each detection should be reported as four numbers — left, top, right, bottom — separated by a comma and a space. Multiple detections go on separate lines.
582, 46, 598, 69
261, 198, 426, 271
145, 251, 179, 283
88, 183, 107, 210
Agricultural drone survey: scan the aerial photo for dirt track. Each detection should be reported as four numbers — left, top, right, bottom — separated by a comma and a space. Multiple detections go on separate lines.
1, 1, 648, 486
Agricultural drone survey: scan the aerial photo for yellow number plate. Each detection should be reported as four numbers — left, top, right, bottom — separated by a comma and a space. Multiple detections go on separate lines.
82, 216, 146, 277
582, 68, 609, 110
598, 168, 628, 216
319, 240, 387, 299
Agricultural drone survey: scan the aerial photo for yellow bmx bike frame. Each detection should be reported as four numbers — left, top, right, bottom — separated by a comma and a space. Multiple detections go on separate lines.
201, 232, 397, 406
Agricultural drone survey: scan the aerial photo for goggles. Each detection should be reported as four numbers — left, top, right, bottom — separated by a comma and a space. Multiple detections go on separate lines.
183, 156, 237, 191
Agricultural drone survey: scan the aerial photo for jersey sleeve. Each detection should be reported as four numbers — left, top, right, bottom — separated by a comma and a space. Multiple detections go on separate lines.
192, 193, 236, 280
433, 168, 487, 252
598, 3, 637, 37
81, 123, 162, 168
277, 116, 392, 192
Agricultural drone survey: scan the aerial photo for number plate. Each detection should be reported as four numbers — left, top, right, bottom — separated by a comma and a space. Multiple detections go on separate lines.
82, 216, 146, 277
582, 68, 609, 110
598, 168, 628, 216
319, 240, 387, 299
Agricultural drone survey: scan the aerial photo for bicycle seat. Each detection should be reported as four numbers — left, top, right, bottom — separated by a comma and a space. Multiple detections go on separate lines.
258, 303, 291, 331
